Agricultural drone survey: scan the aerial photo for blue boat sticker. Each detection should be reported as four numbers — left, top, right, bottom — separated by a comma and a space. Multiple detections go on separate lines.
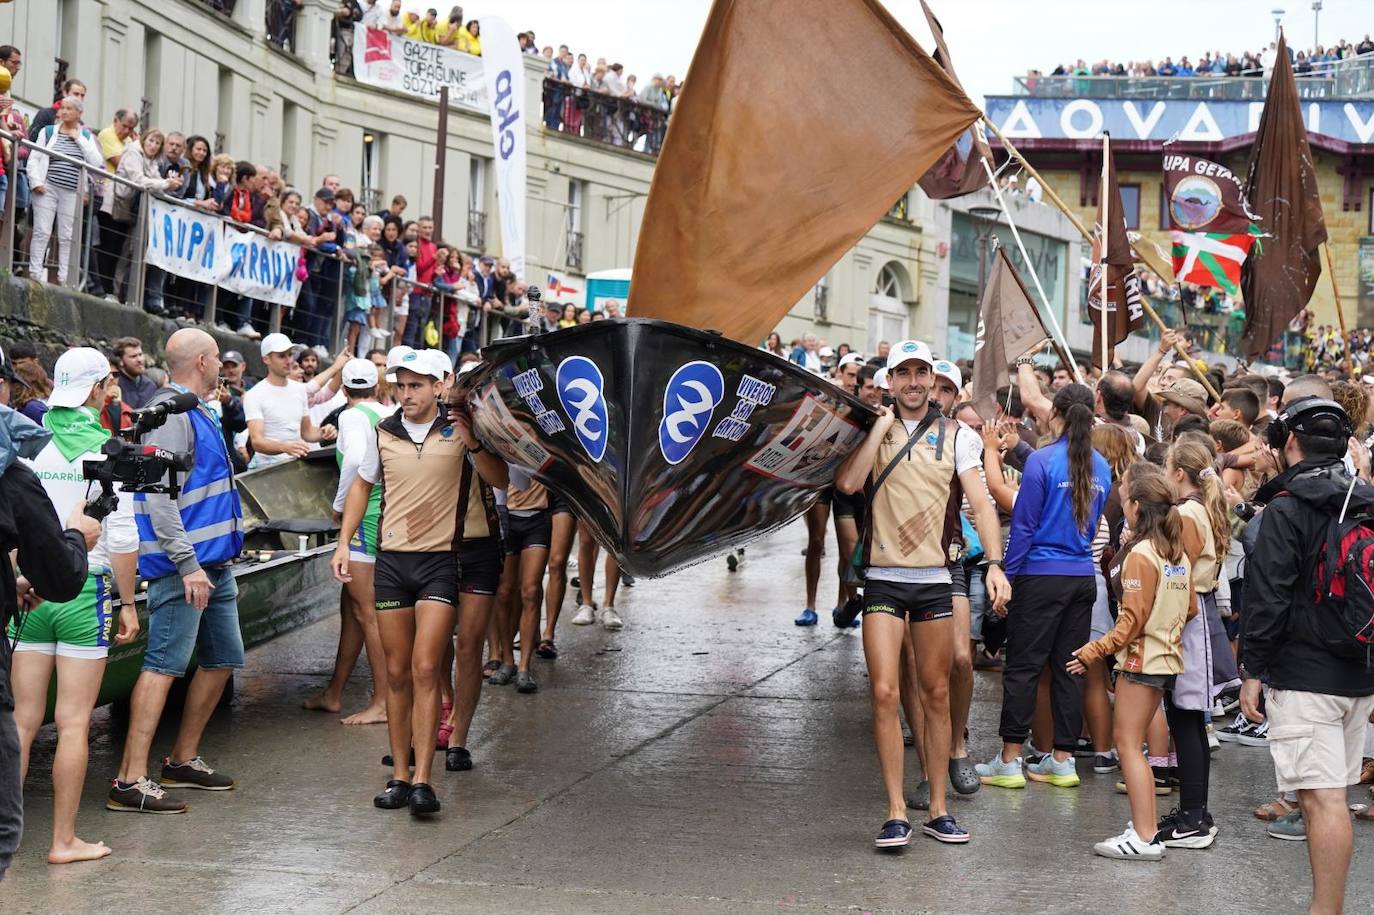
659, 360, 724, 465
555, 356, 609, 462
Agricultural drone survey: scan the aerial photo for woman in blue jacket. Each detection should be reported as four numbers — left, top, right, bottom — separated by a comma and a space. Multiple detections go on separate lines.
976, 383, 1110, 789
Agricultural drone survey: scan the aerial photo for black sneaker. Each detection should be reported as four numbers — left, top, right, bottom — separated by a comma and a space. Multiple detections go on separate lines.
375, 779, 412, 809
445, 746, 473, 771
1072, 737, 1095, 759
408, 782, 440, 816
1215, 713, 1254, 743
160, 756, 236, 790
1158, 808, 1217, 849
107, 777, 188, 814
1093, 752, 1120, 774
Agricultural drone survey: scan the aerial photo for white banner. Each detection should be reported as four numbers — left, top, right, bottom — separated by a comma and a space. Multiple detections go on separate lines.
480, 17, 527, 279
221, 228, 306, 307
145, 199, 227, 283
350, 24, 486, 110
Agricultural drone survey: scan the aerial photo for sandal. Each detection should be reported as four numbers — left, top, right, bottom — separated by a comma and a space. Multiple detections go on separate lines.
1355, 804, 1374, 821
535, 639, 558, 660
1254, 797, 1297, 821
482, 660, 501, 680
435, 702, 453, 751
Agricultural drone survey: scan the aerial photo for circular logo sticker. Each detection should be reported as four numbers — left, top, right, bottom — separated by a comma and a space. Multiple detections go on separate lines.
1169, 175, 1222, 230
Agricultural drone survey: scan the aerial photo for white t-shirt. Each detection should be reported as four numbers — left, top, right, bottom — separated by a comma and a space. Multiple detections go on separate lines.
359, 414, 433, 484
333, 400, 383, 512
243, 379, 309, 465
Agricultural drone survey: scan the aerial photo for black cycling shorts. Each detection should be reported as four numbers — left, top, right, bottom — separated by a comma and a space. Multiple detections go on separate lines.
549, 491, 573, 517
505, 511, 552, 554
862, 579, 954, 623
947, 561, 968, 599
374, 551, 459, 610
832, 489, 865, 525
458, 537, 502, 596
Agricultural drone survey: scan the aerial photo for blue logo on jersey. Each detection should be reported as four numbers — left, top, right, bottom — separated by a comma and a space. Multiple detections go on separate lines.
659, 361, 724, 465
555, 356, 608, 462
441, 425, 454, 438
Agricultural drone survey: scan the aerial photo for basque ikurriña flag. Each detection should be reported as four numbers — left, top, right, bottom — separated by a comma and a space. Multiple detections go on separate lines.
1162, 151, 1261, 296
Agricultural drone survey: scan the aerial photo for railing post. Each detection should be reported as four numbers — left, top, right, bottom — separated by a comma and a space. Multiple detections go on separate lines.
206, 279, 219, 327
269, 299, 282, 336
81, 190, 98, 292
128, 192, 149, 310
0, 131, 17, 274
65, 172, 87, 290
332, 255, 345, 355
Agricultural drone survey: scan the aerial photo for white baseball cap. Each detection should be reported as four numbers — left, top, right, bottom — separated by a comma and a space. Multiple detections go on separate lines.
342, 358, 379, 389
818, 346, 835, 359
457, 359, 482, 376
425, 348, 454, 379
932, 358, 962, 391
260, 332, 294, 358
48, 347, 111, 409
385, 346, 444, 382
837, 352, 865, 370
874, 367, 890, 390
886, 339, 934, 372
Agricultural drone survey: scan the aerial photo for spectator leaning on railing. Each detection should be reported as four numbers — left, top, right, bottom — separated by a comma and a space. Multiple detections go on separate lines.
25, 96, 103, 287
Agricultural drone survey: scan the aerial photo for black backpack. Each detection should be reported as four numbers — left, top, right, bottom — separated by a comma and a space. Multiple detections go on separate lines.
1284, 475, 1374, 666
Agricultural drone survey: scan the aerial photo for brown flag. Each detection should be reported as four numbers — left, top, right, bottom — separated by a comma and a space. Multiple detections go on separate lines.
973, 247, 1051, 421
915, 0, 993, 199
1239, 32, 1328, 360
626, 0, 982, 345
1087, 145, 1145, 368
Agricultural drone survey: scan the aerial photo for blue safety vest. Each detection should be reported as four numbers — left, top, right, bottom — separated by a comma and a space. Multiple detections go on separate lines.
134, 404, 244, 579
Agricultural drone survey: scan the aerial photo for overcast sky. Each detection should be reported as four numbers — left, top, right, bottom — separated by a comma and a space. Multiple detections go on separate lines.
414, 0, 1373, 107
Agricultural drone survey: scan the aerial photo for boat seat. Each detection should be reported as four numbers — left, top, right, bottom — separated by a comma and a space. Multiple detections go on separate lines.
250, 519, 340, 535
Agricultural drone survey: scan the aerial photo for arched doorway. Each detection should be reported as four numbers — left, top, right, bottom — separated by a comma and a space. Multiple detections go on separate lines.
868, 261, 911, 354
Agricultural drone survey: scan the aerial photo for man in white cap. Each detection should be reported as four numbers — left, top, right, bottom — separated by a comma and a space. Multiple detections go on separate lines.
834, 352, 865, 390
835, 340, 1011, 849
304, 358, 389, 725
333, 347, 506, 817
242, 333, 335, 468
8, 347, 139, 863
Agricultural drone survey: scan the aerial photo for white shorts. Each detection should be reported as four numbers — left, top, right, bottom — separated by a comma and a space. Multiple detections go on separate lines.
392, 298, 409, 317
1266, 688, 1374, 792
348, 546, 376, 565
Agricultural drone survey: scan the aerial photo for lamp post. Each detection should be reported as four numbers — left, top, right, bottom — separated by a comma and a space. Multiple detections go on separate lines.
1312, 1, 1321, 47
969, 204, 1002, 303
1271, 7, 1286, 42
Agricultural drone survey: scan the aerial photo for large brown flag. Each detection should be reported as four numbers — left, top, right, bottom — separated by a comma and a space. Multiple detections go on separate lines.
1087, 144, 1145, 368
973, 247, 1051, 421
1239, 32, 1328, 359
915, 0, 993, 199
626, 0, 983, 345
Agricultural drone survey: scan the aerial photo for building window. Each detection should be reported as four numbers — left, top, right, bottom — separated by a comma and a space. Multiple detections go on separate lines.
565, 179, 584, 272
467, 157, 487, 251
360, 131, 380, 212
874, 263, 904, 299
888, 192, 910, 222
813, 274, 829, 323
1119, 182, 1141, 231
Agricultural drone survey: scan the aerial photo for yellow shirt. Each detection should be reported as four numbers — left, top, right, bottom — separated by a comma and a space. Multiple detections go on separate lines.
96, 126, 130, 172
406, 17, 440, 43
455, 29, 481, 56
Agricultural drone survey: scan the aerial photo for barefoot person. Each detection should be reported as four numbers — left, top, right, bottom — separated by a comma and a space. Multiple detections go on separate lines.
333, 348, 506, 816
109, 329, 244, 814
835, 340, 1011, 848
304, 358, 389, 724
8, 348, 140, 862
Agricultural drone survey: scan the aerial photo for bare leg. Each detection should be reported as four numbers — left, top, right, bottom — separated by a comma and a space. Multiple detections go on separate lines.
577, 522, 599, 606
450, 591, 494, 749
8, 650, 56, 782
117, 671, 177, 783
409, 599, 456, 786
341, 563, 388, 724
1300, 787, 1354, 915
494, 553, 520, 665
949, 594, 973, 758
803, 502, 829, 610
1147, 704, 1170, 759
834, 516, 858, 609
544, 512, 575, 640
168, 667, 233, 765
378, 608, 416, 782
910, 617, 956, 821
603, 555, 621, 609
48, 656, 111, 864
1114, 679, 1163, 838
1083, 659, 1113, 753
862, 613, 908, 822
517, 547, 549, 673
304, 586, 357, 713
899, 628, 926, 776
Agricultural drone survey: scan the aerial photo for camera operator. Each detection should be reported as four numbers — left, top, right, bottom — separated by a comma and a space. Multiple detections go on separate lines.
108, 329, 244, 815
0, 345, 101, 881
8, 348, 139, 866
1241, 389, 1374, 915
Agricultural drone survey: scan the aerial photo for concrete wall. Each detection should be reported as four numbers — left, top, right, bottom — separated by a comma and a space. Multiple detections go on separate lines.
1, 0, 945, 356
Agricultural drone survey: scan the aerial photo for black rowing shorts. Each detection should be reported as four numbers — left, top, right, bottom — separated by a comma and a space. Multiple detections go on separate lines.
458, 537, 502, 596
549, 491, 573, 517
862, 580, 954, 623
374, 551, 459, 610
505, 511, 552, 555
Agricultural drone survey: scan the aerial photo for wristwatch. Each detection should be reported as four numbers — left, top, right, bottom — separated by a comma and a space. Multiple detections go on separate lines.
1014, 355, 1035, 367
986, 559, 1005, 569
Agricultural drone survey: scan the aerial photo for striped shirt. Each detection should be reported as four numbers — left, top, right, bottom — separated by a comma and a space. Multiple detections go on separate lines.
45, 133, 85, 190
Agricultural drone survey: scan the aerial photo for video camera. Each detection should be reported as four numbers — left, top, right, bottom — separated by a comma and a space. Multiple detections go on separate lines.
82, 392, 199, 520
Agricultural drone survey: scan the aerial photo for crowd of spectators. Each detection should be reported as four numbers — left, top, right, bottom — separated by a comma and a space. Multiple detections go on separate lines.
1031, 33, 1374, 84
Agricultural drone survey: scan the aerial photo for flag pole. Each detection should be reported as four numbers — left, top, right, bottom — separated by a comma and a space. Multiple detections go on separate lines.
979, 156, 1082, 384
1322, 243, 1354, 379
981, 117, 1221, 402
1099, 133, 1112, 372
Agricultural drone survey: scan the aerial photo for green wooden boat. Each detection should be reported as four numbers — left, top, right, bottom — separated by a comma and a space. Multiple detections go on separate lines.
54, 448, 345, 714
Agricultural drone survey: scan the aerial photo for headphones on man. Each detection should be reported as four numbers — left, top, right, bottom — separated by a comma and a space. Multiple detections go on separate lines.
1264, 397, 1353, 450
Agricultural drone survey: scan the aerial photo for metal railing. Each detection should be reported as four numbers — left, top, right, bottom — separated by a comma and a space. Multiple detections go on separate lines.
564, 229, 583, 271
265, 0, 301, 54
1016, 51, 1374, 99
542, 78, 670, 155
466, 209, 486, 251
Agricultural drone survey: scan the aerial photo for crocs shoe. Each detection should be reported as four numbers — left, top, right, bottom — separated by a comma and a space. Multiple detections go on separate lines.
1026, 753, 1080, 788
922, 815, 970, 844
975, 753, 1026, 789
948, 756, 981, 795
874, 819, 913, 849
794, 608, 819, 626
906, 780, 931, 811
